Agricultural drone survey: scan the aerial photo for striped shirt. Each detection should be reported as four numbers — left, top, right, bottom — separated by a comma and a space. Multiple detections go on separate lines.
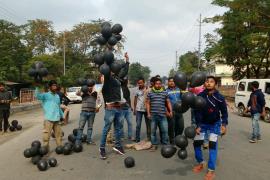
147, 90, 168, 116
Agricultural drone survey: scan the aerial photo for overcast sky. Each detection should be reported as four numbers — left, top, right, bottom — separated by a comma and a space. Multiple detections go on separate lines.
0, 0, 226, 76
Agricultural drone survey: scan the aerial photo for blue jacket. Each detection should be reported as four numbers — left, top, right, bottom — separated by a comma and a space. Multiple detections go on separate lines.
35, 88, 63, 122
195, 90, 228, 127
247, 89, 265, 115
166, 87, 181, 107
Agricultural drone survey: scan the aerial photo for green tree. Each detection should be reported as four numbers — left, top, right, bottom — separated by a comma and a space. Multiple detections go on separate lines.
205, 0, 270, 79
178, 51, 199, 76
168, 68, 176, 77
128, 62, 151, 86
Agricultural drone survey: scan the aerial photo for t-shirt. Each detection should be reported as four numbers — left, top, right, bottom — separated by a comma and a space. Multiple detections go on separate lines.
0, 90, 12, 110
147, 89, 168, 116
135, 87, 147, 112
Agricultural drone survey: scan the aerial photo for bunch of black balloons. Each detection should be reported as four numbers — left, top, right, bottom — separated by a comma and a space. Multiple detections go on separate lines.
76, 78, 96, 94
94, 22, 126, 76
28, 61, 48, 83
9, 120, 22, 132
23, 140, 58, 171
161, 126, 196, 160
173, 71, 207, 113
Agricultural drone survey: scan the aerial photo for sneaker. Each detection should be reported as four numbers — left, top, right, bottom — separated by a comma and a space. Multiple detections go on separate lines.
249, 138, 256, 143
192, 163, 204, 173
99, 148, 107, 160
113, 146, 125, 155
204, 170, 215, 180
257, 136, 262, 142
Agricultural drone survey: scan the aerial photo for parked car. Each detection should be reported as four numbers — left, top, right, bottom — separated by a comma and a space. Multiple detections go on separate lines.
235, 79, 270, 122
66, 87, 82, 103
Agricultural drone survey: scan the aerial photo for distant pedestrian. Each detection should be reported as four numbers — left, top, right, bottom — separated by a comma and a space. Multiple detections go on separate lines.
0, 82, 12, 134
245, 81, 265, 143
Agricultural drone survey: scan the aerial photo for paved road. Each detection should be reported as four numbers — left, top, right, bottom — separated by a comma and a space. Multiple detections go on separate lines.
0, 102, 270, 180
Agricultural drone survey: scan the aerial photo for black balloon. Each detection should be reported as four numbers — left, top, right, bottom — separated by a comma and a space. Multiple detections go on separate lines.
16, 124, 22, 130
124, 156, 135, 168
11, 120, 18, 127
101, 26, 112, 39
63, 145, 72, 155
86, 79, 95, 87
110, 61, 122, 74
103, 51, 114, 64
175, 135, 188, 149
73, 143, 83, 153
173, 101, 189, 113
108, 36, 118, 46
94, 54, 104, 66
99, 63, 111, 76
96, 35, 107, 45
111, 24, 123, 34
190, 71, 207, 88
68, 134, 76, 143
28, 69, 37, 77
177, 149, 188, 160
101, 22, 111, 28
38, 68, 48, 77
77, 78, 86, 86
31, 155, 42, 165
193, 96, 207, 109
161, 145, 177, 158
31, 140, 41, 149
182, 92, 195, 107
184, 126, 196, 139
55, 146, 64, 154
114, 34, 122, 41
73, 128, 78, 136
174, 72, 188, 90
39, 146, 48, 156
37, 160, 48, 171
30, 146, 39, 157
23, 148, 32, 158
81, 86, 89, 94
48, 158, 57, 167
9, 126, 15, 132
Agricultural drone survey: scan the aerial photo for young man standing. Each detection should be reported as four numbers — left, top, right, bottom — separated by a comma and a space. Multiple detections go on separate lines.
0, 82, 12, 134
35, 80, 63, 149
76, 82, 101, 145
134, 77, 151, 142
193, 76, 228, 180
99, 53, 129, 159
146, 78, 172, 150
246, 81, 265, 143
166, 77, 184, 144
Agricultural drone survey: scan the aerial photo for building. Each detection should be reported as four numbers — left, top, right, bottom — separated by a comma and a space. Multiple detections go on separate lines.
204, 60, 235, 86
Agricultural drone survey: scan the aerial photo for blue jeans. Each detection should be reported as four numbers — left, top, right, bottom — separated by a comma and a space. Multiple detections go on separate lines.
151, 114, 169, 145
193, 122, 221, 171
76, 111, 96, 144
135, 111, 151, 142
100, 108, 123, 148
251, 113, 261, 138
120, 108, 133, 139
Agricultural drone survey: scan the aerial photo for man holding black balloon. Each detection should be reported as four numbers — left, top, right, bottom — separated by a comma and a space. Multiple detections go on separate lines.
0, 82, 12, 134
35, 80, 63, 149
193, 76, 228, 180
99, 53, 129, 160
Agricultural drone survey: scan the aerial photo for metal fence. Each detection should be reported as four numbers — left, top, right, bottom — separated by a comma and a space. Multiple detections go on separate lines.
19, 89, 37, 103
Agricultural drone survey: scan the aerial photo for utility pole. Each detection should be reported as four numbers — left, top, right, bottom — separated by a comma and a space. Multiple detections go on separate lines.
175, 50, 178, 71
63, 32, 66, 76
198, 14, 202, 70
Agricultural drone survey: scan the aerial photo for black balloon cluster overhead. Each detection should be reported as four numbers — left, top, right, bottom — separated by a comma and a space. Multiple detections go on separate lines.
161, 126, 196, 160
76, 78, 96, 94
173, 71, 207, 113
28, 61, 48, 83
23, 140, 58, 171
9, 120, 22, 132
94, 22, 126, 76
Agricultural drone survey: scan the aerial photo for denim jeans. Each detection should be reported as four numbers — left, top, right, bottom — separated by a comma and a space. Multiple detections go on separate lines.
135, 111, 151, 142
120, 108, 133, 139
251, 113, 261, 138
100, 108, 123, 148
150, 114, 168, 145
76, 111, 96, 144
167, 112, 184, 144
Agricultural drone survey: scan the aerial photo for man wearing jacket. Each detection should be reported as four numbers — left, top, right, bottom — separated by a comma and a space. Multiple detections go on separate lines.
193, 76, 228, 180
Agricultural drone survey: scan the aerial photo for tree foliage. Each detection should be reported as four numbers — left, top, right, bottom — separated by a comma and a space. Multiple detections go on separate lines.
178, 51, 200, 76
128, 62, 151, 86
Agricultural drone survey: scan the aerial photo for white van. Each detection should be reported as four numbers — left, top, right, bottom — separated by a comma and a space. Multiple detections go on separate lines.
66, 87, 82, 103
235, 79, 270, 122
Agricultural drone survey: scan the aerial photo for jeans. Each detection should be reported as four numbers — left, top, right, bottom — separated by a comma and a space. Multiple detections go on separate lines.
100, 108, 123, 148
193, 122, 221, 171
167, 112, 184, 144
151, 114, 169, 145
0, 109, 10, 132
120, 108, 133, 139
251, 113, 261, 138
135, 111, 151, 142
76, 111, 96, 144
